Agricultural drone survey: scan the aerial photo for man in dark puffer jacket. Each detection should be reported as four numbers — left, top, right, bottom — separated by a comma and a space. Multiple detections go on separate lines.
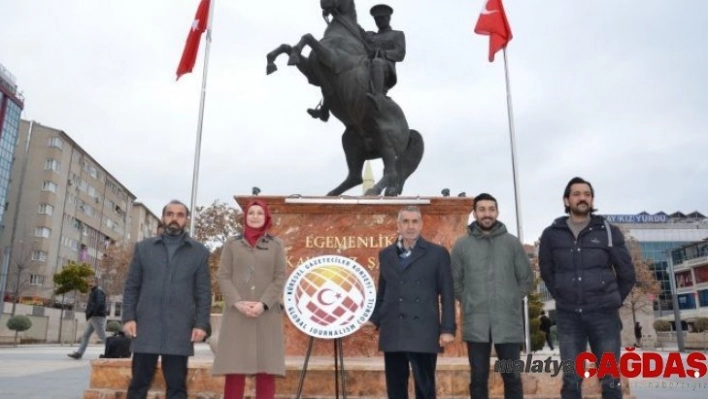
539, 177, 635, 399
68, 276, 108, 359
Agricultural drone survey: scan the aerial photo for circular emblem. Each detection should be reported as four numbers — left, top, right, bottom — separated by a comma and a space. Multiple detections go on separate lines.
284, 255, 377, 339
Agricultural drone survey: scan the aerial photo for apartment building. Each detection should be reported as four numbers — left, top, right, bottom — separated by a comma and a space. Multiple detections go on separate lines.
1, 120, 137, 301
130, 202, 161, 242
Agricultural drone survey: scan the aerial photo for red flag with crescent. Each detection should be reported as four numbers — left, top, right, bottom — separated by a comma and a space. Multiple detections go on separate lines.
176, 0, 210, 80
474, 0, 513, 62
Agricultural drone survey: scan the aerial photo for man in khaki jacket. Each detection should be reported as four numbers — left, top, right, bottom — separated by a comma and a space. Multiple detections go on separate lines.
451, 193, 533, 399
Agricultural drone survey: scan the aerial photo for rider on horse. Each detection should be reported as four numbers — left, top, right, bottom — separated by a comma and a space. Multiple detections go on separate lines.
307, 4, 406, 122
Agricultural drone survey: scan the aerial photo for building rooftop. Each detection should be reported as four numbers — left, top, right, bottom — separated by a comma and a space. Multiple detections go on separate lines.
602, 211, 707, 225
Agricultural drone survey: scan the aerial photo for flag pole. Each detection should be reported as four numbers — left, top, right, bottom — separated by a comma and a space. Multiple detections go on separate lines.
502, 47, 531, 354
188, 0, 216, 236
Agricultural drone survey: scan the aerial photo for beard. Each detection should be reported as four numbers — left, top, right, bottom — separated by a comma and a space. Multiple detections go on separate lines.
570, 202, 593, 217
164, 221, 185, 236
477, 218, 497, 232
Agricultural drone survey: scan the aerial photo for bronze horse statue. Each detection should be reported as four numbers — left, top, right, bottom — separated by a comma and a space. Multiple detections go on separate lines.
266, 0, 423, 196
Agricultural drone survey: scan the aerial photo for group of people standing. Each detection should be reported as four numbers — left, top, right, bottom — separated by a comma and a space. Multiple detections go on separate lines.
73, 174, 634, 399
368, 176, 635, 399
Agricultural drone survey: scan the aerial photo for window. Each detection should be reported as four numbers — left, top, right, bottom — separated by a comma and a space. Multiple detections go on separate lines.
82, 162, 98, 179
676, 271, 693, 288
699, 290, 708, 307
62, 236, 79, 251
48, 137, 63, 149
678, 293, 697, 309
105, 198, 116, 210
695, 266, 708, 284
78, 202, 94, 217
42, 181, 57, 193
38, 204, 54, 215
31, 251, 48, 261
72, 217, 82, 230
29, 274, 45, 286
104, 216, 114, 229
34, 227, 51, 238
44, 158, 61, 172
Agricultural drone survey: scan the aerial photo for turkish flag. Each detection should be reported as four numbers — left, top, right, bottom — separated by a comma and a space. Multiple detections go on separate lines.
474, 0, 513, 62
176, 0, 211, 81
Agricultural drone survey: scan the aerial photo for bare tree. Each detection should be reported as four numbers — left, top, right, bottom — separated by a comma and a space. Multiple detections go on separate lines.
193, 200, 242, 248
8, 235, 41, 315
99, 241, 135, 298
623, 234, 661, 326
193, 200, 242, 303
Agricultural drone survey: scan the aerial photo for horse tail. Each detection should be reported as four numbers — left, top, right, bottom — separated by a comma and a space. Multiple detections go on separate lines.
397, 129, 424, 190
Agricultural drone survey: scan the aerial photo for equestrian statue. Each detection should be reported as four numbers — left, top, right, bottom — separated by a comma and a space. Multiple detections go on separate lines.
266, 0, 424, 196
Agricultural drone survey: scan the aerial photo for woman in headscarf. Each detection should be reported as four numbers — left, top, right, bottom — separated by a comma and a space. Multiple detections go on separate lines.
212, 199, 287, 399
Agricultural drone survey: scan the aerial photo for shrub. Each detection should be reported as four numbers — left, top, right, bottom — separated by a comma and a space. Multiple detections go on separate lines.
106, 320, 122, 333
693, 318, 708, 333
653, 320, 671, 332
6, 315, 32, 332
7, 315, 32, 347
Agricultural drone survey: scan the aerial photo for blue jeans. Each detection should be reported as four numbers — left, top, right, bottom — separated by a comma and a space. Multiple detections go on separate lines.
556, 309, 622, 399
76, 316, 107, 356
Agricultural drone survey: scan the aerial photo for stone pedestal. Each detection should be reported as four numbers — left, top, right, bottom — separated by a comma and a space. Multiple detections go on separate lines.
83, 357, 634, 398
233, 195, 474, 358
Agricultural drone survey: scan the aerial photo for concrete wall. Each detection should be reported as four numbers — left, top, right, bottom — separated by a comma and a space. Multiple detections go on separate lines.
0, 302, 96, 344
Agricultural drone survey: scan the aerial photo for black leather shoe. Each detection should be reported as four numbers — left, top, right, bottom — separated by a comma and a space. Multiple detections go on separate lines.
307, 108, 329, 122
307, 108, 320, 119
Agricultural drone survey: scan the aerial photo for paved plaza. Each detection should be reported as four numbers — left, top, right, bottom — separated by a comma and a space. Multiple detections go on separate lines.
0, 344, 706, 398
0, 343, 213, 399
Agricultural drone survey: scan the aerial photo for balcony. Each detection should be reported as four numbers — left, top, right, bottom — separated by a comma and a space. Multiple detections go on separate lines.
677, 255, 708, 269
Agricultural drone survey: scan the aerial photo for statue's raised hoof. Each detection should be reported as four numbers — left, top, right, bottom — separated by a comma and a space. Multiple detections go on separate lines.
287, 53, 301, 66
266, 63, 278, 75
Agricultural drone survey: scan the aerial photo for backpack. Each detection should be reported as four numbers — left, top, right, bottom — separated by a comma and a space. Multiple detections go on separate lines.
100, 331, 132, 358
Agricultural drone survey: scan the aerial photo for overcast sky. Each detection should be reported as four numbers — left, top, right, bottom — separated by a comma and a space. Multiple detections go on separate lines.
1, 0, 706, 243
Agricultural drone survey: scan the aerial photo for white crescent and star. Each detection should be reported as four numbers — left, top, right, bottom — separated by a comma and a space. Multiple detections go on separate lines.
481, 0, 499, 15
317, 289, 343, 306
191, 19, 200, 31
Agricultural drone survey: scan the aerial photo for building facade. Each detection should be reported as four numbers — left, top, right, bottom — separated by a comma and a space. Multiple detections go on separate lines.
129, 202, 161, 242
0, 64, 25, 303
667, 239, 708, 325
1, 120, 137, 301
0, 63, 24, 236
605, 212, 708, 316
